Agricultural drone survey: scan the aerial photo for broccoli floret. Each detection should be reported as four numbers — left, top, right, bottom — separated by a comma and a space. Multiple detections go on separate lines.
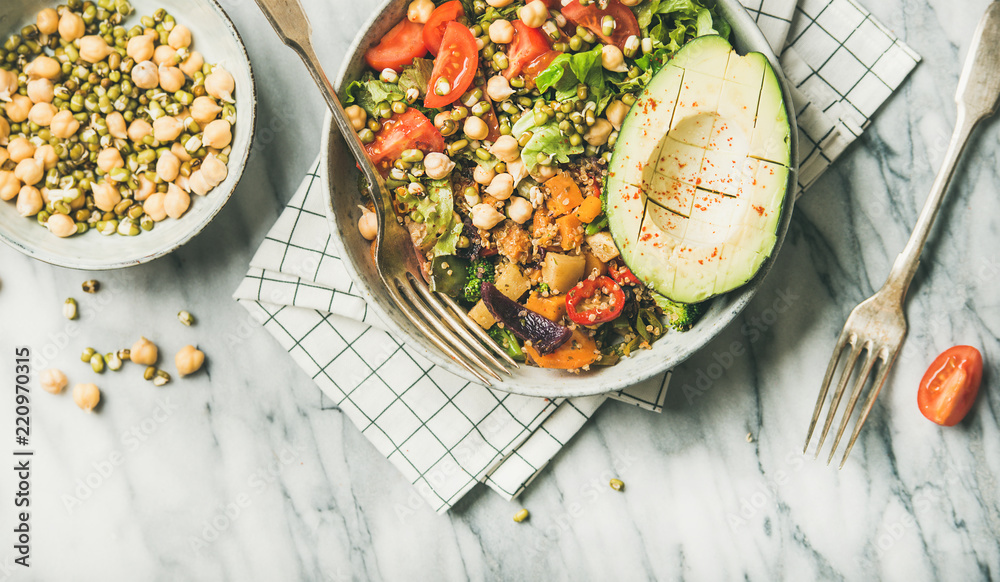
468, 258, 495, 282
463, 278, 483, 303
537, 282, 551, 295
652, 293, 706, 332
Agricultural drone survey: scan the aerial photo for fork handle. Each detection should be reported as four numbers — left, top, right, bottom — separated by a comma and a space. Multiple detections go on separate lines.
252, 0, 394, 223
885, 2, 1000, 297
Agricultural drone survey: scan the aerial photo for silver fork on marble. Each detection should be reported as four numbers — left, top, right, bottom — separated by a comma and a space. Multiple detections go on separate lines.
804, 2, 1000, 467
252, 0, 518, 385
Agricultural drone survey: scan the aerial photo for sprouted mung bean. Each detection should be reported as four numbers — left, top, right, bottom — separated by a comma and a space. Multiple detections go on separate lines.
0, 0, 237, 238
63, 296, 77, 318
81, 278, 99, 292
177, 309, 193, 326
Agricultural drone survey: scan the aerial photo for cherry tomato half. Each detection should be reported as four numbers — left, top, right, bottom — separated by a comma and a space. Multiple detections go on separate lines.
425, 21, 479, 109
364, 19, 428, 73
423, 0, 464, 56
565, 275, 626, 325
504, 20, 553, 81
562, 0, 641, 50
917, 345, 983, 426
364, 109, 445, 174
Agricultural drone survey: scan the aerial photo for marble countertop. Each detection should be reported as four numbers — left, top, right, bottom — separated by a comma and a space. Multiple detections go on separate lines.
1, 0, 999, 580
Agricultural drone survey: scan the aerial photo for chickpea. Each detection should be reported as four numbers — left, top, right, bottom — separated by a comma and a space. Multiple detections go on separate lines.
153, 45, 178, 67
0, 148, 6, 167
507, 196, 534, 224
486, 172, 515, 200
471, 203, 505, 230
46, 213, 76, 238
345, 105, 367, 132
205, 67, 235, 103
37, 8, 59, 35
16, 185, 43, 217
464, 116, 489, 141
34, 145, 58, 171
584, 118, 614, 146
27, 79, 55, 104
144, 192, 168, 221
489, 135, 520, 163
0, 117, 9, 146
188, 170, 211, 196
601, 45, 627, 73
358, 206, 378, 240
473, 164, 496, 186
59, 11, 85, 41
158, 66, 185, 93
0, 70, 17, 100
131, 61, 159, 90
28, 102, 57, 127
50, 110, 81, 139
175, 345, 205, 377
164, 183, 190, 219
106, 112, 127, 139
408, 0, 435, 23
606, 100, 630, 130
486, 0, 514, 7
200, 154, 228, 187
40, 368, 68, 394
519, 0, 549, 28
168, 25, 192, 49
135, 173, 157, 201
157, 151, 181, 182
191, 96, 222, 127
127, 34, 155, 62
128, 119, 153, 142
0, 172, 21, 201
171, 142, 192, 163
130, 337, 159, 365
5, 95, 33, 123
619, 0, 640, 5
424, 152, 456, 180
15, 159, 43, 186
153, 116, 183, 142
489, 19, 515, 44
203, 119, 233, 149
180, 51, 205, 78
25, 55, 61, 80
97, 148, 124, 173
7, 137, 35, 163
486, 75, 514, 102
79, 36, 113, 64
72, 383, 100, 412
92, 181, 121, 212
533, 163, 557, 181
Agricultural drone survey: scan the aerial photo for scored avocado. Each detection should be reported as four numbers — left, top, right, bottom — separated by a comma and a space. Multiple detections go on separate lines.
605, 35, 792, 304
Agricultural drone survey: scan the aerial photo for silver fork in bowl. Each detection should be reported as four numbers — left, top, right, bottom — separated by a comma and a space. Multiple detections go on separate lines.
804, 2, 1000, 468
252, 0, 517, 385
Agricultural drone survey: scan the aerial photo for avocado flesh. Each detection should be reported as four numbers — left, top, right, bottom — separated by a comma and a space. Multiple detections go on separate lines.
605, 35, 791, 304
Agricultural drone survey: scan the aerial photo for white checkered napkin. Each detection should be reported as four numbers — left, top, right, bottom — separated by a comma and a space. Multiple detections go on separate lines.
740, 0, 921, 190
234, 158, 670, 513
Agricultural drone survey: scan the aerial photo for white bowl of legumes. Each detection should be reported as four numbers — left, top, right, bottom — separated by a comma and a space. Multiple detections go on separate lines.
0, 0, 254, 269
322, 0, 797, 396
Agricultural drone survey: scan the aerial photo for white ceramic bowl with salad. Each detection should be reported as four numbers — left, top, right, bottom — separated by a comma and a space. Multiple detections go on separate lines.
322, 0, 798, 398
0, 0, 255, 270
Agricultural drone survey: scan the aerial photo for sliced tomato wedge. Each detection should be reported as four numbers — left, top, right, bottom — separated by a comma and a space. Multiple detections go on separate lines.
562, 0, 641, 50
522, 49, 562, 87
482, 100, 503, 142
918, 346, 983, 426
364, 109, 445, 174
565, 276, 626, 325
423, 0, 464, 56
425, 21, 479, 109
504, 20, 553, 81
365, 19, 428, 72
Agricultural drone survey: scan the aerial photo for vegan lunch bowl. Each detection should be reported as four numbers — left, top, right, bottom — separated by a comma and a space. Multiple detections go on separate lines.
0, 0, 255, 269
324, 0, 797, 398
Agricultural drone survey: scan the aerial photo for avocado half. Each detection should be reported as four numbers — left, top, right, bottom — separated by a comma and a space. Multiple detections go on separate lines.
605, 35, 792, 304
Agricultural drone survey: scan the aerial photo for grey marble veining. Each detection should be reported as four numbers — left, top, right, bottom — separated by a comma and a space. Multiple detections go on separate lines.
0, 0, 998, 580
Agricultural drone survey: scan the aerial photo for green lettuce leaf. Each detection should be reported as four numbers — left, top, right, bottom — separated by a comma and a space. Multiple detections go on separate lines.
520, 122, 584, 171
397, 178, 456, 251
343, 74, 404, 118
534, 45, 609, 110
398, 57, 434, 98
